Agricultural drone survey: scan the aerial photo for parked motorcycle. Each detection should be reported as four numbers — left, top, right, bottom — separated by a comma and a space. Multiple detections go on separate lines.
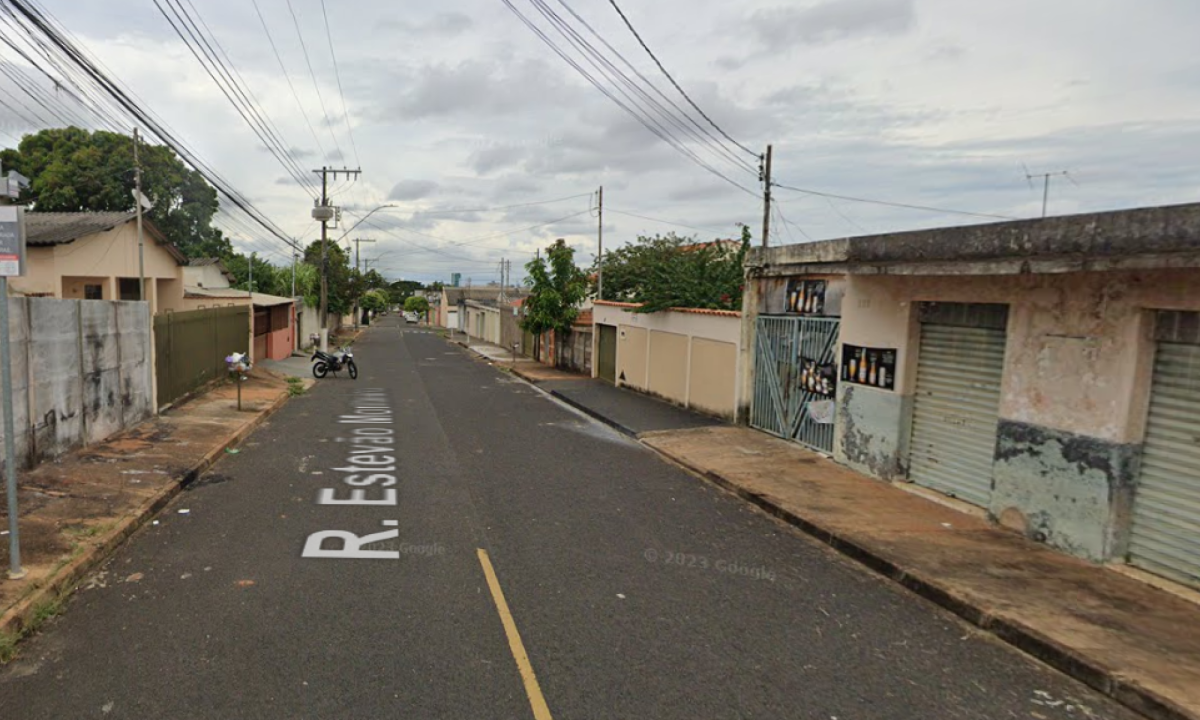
312, 345, 357, 380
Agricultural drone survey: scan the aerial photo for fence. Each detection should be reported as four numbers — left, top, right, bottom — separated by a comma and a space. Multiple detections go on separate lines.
154, 306, 249, 408
0, 298, 151, 469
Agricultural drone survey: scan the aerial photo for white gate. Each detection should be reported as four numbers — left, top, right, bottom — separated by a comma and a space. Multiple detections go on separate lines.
908, 306, 1008, 507
1129, 341, 1200, 588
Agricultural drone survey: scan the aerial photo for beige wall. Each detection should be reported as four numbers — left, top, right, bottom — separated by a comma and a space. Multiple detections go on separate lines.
13, 222, 184, 313
617, 325, 648, 389
689, 338, 737, 416
648, 330, 688, 404
598, 303, 742, 418
844, 268, 1200, 444
182, 265, 232, 289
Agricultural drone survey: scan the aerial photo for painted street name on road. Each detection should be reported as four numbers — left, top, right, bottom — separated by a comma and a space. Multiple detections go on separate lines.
302, 388, 402, 560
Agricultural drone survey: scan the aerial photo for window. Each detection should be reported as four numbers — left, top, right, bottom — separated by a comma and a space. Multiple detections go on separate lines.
84, 284, 103, 300
119, 278, 141, 301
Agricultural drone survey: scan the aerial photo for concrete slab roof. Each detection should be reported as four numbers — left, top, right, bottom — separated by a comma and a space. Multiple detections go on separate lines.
750, 202, 1200, 275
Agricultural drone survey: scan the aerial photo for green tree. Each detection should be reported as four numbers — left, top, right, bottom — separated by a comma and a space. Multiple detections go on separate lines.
594, 225, 749, 312
404, 295, 430, 315
224, 253, 289, 296
0, 127, 229, 258
360, 289, 388, 312
302, 240, 354, 315
522, 239, 587, 362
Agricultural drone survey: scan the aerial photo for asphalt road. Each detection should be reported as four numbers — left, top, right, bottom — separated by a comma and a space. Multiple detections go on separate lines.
0, 318, 1143, 720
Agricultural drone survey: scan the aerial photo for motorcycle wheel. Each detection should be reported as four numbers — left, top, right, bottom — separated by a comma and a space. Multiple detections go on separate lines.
347, 360, 358, 380
313, 361, 329, 379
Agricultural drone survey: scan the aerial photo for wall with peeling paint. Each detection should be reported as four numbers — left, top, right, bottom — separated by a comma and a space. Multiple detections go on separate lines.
1, 297, 151, 474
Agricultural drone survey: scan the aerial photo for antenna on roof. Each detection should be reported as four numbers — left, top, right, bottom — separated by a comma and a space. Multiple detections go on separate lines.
1023, 166, 1072, 219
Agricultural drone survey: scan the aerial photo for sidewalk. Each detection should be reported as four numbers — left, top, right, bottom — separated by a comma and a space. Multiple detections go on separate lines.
489, 343, 1200, 720
0, 370, 291, 657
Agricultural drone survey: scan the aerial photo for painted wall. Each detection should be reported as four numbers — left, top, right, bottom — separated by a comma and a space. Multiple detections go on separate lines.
0, 298, 151, 470
182, 264, 231, 289
812, 268, 1200, 562
596, 302, 742, 419
12, 222, 183, 313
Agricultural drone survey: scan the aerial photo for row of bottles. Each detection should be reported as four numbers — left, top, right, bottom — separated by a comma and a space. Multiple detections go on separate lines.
789, 283, 823, 314
846, 349, 888, 388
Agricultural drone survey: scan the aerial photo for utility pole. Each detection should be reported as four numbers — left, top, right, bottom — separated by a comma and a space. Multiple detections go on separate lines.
132, 130, 155, 418
597, 185, 604, 301
312, 166, 361, 351
351, 237, 375, 329
291, 251, 297, 298
248, 252, 254, 297
760, 144, 773, 248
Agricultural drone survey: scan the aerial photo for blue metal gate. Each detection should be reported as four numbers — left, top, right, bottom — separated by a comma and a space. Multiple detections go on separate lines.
751, 316, 840, 453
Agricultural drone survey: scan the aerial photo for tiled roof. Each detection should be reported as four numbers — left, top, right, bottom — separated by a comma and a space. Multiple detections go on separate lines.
184, 287, 294, 307
25, 211, 138, 246
23, 211, 187, 263
188, 257, 223, 267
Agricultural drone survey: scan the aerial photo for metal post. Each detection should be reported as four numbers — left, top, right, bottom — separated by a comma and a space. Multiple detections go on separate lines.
1, 275, 22, 579
318, 167, 329, 353
761, 144, 773, 248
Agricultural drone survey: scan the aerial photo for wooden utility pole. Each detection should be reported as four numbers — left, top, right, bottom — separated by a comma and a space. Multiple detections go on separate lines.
312, 166, 361, 350
760, 144, 773, 248
597, 185, 604, 301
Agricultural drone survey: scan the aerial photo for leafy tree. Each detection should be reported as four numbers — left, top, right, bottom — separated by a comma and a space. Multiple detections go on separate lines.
0, 127, 229, 258
388, 279, 424, 306
360, 289, 388, 312
223, 253, 289, 296
404, 295, 430, 315
594, 225, 750, 312
302, 239, 354, 315
522, 239, 587, 362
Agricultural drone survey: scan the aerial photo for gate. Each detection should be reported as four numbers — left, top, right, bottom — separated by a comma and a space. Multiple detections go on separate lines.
155, 306, 250, 408
751, 316, 840, 453
597, 324, 617, 383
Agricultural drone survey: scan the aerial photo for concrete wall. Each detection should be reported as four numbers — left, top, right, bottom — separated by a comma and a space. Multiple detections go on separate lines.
596, 302, 742, 419
1, 298, 151, 472
182, 265, 231, 289
806, 268, 1200, 562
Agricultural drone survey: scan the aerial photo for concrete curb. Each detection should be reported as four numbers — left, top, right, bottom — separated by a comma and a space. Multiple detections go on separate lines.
649, 444, 1193, 720
0, 388, 292, 644
545, 389, 639, 439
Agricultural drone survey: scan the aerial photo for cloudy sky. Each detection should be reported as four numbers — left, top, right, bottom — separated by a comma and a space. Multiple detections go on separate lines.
1, 0, 1198, 283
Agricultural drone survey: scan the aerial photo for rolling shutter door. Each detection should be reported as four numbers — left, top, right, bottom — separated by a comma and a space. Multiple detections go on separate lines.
908, 323, 1007, 507
1129, 342, 1200, 588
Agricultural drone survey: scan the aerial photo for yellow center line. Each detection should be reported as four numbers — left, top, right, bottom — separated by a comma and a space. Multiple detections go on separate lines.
476, 548, 554, 720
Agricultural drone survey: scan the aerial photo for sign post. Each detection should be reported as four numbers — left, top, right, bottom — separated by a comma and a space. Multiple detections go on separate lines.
0, 203, 26, 579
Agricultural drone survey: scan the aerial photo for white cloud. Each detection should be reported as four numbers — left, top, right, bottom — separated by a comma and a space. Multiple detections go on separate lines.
3, 0, 1194, 284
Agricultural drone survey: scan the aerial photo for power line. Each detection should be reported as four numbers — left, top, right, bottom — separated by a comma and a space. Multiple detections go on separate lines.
319, 0, 359, 169
285, 0, 343, 162
604, 0, 758, 157
606, 208, 731, 236
151, 0, 318, 197
499, 0, 758, 198
771, 182, 1017, 221
537, 0, 756, 176
391, 192, 593, 216
248, 0, 327, 163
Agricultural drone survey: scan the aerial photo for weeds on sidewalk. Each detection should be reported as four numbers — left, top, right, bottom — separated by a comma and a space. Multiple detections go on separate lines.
0, 593, 68, 663
287, 376, 306, 397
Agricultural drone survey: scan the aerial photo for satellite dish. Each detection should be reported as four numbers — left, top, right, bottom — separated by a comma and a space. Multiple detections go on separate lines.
131, 188, 154, 211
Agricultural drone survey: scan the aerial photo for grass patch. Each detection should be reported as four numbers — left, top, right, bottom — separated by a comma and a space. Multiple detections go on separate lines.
286, 376, 306, 397
0, 630, 17, 663
62, 521, 112, 540
0, 592, 69, 664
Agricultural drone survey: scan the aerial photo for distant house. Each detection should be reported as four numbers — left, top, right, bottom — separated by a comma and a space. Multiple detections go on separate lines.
181, 257, 296, 361
437, 286, 528, 331
13, 211, 186, 312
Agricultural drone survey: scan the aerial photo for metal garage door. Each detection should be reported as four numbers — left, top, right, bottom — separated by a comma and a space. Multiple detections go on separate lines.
1129, 341, 1200, 588
908, 304, 1008, 507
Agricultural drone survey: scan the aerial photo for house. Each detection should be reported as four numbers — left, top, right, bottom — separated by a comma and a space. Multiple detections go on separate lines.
180, 258, 296, 361
438, 287, 526, 331
740, 201, 1200, 590
13, 211, 185, 312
